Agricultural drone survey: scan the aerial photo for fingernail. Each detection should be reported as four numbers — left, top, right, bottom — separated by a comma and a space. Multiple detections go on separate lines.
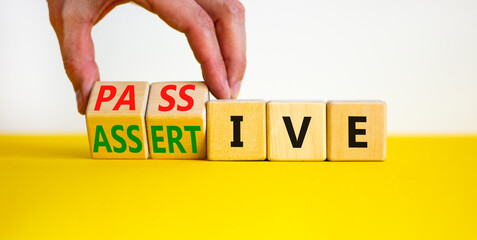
230, 81, 242, 99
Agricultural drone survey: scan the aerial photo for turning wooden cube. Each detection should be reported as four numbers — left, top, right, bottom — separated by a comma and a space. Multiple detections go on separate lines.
326, 101, 386, 161
86, 81, 150, 159
207, 100, 266, 160
146, 82, 208, 159
267, 101, 326, 161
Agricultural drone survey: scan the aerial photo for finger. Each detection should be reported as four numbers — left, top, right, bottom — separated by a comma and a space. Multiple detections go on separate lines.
59, 20, 99, 115
195, 0, 246, 98
135, 0, 230, 99
48, 1, 99, 115
48, 1, 125, 114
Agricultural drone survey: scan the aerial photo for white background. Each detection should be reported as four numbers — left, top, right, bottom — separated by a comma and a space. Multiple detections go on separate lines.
1, 0, 476, 134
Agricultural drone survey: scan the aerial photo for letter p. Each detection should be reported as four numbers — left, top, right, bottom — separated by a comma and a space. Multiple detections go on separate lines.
94, 85, 117, 111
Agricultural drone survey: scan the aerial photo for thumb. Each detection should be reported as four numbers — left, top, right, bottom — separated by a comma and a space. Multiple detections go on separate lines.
61, 23, 99, 115
51, 11, 99, 115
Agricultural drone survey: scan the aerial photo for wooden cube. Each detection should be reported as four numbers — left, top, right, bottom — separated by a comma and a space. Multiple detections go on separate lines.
86, 81, 150, 159
267, 101, 326, 161
326, 101, 386, 161
207, 100, 266, 160
146, 82, 208, 159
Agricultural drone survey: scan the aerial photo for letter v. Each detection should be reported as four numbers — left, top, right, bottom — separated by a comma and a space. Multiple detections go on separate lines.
282, 116, 311, 148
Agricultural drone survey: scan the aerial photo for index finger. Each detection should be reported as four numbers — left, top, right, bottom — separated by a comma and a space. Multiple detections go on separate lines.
135, 0, 230, 99
195, 0, 246, 99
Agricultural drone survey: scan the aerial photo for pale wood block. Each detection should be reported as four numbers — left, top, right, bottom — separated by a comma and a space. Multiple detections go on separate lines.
207, 100, 266, 160
86, 81, 150, 159
327, 101, 386, 161
267, 101, 326, 161
146, 82, 208, 159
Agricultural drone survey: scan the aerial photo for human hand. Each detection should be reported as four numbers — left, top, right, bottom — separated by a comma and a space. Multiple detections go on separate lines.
47, 0, 246, 114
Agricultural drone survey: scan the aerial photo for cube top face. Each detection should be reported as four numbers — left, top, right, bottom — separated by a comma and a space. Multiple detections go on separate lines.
327, 101, 386, 161
146, 82, 209, 118
327, 100, 386, 105
146, 82, 208, 160
86, 81, 149, 117
207, 100, 267, 160
267, 101, 326, 161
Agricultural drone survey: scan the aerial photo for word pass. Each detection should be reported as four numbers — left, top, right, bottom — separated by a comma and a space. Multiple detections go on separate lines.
86, 81, 387, 161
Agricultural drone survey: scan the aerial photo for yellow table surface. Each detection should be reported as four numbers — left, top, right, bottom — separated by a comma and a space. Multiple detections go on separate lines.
0, 135, 476, 239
